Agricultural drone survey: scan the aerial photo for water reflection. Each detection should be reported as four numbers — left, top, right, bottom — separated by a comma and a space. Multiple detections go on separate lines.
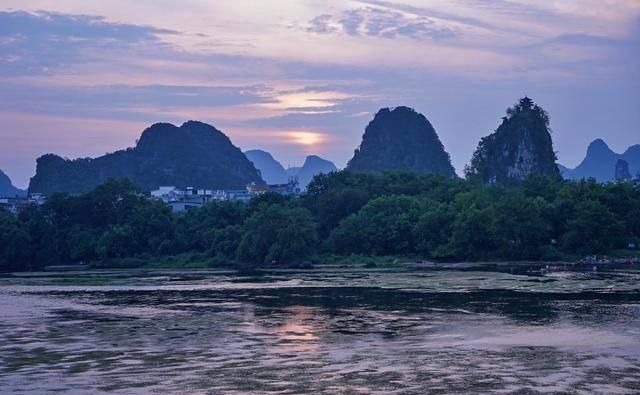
0, 269, 639, 393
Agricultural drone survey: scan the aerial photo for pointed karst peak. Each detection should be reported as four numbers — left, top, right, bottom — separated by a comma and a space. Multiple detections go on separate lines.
587, 138, 613, 155
346, 106, 456, 177
465, 97, 559, 184
303, 155, 330, 166
296, 155, 338, 190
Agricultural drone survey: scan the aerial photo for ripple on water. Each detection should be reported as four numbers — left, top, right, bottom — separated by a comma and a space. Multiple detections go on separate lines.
0, 269, 639, 394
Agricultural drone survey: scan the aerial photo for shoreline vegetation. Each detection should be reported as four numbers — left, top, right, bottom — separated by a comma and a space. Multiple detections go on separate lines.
1, 169, 639, 273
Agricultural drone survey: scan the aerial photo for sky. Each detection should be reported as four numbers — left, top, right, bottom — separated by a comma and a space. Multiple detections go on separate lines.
0, 0, 639, 188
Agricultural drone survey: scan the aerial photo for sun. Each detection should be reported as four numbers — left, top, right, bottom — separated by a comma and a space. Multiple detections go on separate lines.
285, 131, 325, 146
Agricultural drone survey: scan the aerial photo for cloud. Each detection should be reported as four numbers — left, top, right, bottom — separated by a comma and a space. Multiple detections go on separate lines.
0, 81, 278, 122
355, 0, 496, 31
340, 9, 364, 35
0, 10, 177, 76
307, 14, 337, 34
308, 7, 458, 41
537, 33, 636, 48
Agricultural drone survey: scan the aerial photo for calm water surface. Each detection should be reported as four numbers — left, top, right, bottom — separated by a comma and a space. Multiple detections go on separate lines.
1, 268, 640, 394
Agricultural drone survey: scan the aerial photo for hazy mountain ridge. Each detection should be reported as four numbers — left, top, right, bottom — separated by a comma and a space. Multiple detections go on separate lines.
244, 150, 289, 184
346, 106, 456, 177
286, 167, 302, 177
560, 139, 640, 182
292, 155, 338, 190
29, 121, 263, 194
0, 169, 26, 197
246, 150, 337, 189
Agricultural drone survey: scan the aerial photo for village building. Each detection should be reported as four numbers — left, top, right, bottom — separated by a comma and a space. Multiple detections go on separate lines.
150, 178, 300, 213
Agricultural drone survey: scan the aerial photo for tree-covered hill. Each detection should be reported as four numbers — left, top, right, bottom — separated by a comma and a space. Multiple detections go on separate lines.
347, 106, 456, 177
466, 97, 560, 184
29, 121, 264, 195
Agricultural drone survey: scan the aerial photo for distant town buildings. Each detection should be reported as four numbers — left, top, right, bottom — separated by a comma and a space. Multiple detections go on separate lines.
150, 177, 300, 213
0, 193, 46, 214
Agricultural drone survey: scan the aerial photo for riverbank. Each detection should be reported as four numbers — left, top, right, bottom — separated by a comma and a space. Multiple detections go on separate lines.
35, 249, 639, 273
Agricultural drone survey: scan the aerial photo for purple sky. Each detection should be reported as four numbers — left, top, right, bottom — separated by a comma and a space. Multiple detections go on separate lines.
1, 1, 639, 188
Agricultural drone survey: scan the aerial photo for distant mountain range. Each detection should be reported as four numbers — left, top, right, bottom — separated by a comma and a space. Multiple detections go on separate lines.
21, 102, 639, 196
245, 149, 336, 189
29, 121, 263, 194
244, 150, 289, 184
559, 139, 640, 182
290, 155, 337, 189
0, 169, 26, 197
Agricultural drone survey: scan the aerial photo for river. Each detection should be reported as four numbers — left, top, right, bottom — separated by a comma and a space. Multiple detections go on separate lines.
1, 267, 639, 394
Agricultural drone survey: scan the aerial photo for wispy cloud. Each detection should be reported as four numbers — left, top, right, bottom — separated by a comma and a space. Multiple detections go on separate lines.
306, 6, 458, 41
0, 11, 176, 76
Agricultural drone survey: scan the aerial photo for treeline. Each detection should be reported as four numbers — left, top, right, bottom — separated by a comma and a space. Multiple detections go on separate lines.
1, 172, 639, 271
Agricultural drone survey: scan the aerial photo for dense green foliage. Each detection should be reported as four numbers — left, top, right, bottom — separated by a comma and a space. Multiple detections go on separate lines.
2, 171, 639, 272
466, 97, 560, 184
347, 106, 456, 177
28, 121, 263, 195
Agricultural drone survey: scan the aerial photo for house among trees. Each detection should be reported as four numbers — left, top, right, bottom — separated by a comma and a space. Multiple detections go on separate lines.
0, 193, 46, 214
151, 177, 300, 213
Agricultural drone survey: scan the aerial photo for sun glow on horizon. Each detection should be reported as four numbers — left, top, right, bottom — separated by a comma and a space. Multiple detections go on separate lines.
282, 131, 326, 146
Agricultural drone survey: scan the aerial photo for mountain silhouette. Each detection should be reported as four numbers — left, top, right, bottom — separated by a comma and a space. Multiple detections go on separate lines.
0, 169, 26, 197
244, 149, 289, 184
346, 106, 456, 177
29, 121, 263, 194
291, 155, 337, 189
466, 97, 559, 184
560, 139, 640, 182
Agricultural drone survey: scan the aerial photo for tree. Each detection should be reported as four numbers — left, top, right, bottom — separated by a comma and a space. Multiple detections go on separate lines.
447, 205, 497, 259
624, 209, 640, 239
0, 211, 32, 271
97, 224, 140, 259
491, 194, 552, 259
413, 202, 455, 257
329, 195, 422, 255
562, 200, 624, 254
237, 204, 317, 265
